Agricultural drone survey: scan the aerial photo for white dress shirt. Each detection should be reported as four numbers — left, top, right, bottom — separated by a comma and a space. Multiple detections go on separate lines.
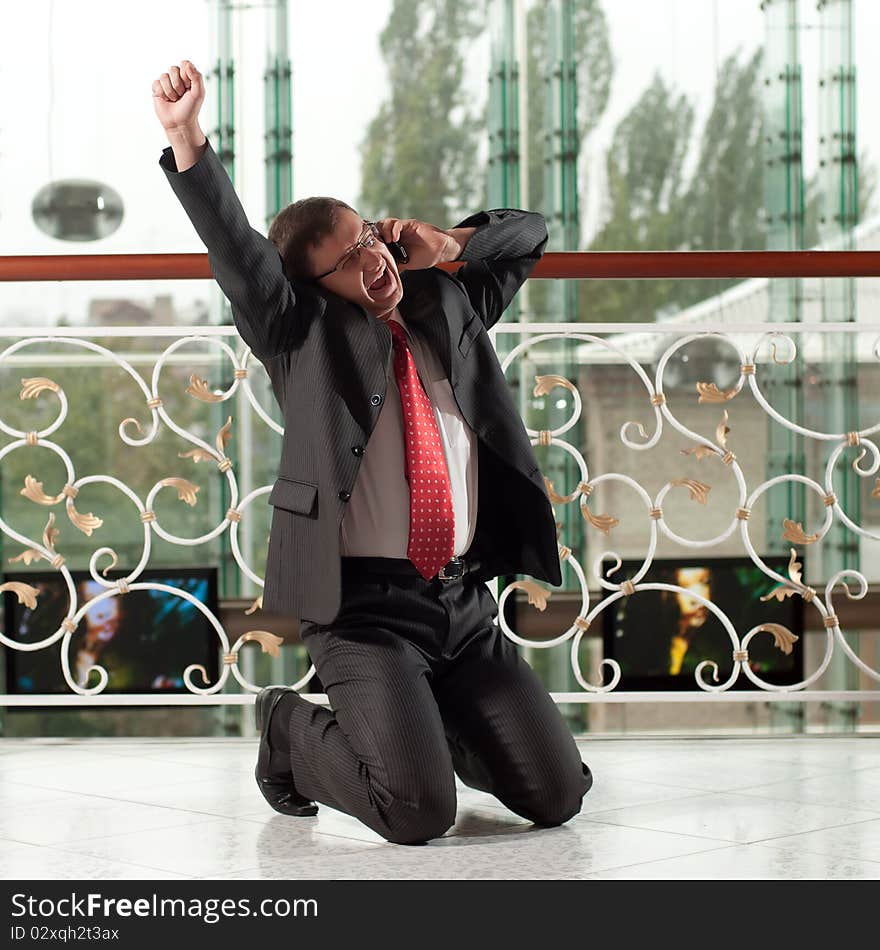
339, 306, 478, 559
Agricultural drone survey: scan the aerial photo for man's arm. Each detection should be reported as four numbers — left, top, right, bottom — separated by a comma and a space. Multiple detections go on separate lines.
153, 60, 324, 361
165, 123, 207, 172
160, 132, 326, 361
445, 209, 548, 330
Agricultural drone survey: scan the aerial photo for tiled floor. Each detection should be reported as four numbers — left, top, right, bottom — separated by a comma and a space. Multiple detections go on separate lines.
2, 735, 880, 879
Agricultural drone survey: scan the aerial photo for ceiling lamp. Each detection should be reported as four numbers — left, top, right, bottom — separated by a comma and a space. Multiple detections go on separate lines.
32, 179, 124, 241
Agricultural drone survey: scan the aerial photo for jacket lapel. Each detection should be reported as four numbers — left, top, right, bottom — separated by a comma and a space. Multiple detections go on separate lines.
397, 271, 452, 381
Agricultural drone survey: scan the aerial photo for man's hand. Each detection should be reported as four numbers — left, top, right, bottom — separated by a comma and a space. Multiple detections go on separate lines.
152, 60, 205, 133
375, 218, 476, 270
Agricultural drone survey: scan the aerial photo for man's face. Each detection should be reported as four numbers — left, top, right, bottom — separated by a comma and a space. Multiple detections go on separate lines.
310, 209, 403, 318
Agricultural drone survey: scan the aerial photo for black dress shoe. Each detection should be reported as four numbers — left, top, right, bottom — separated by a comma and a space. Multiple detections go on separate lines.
254, 686, 318, 817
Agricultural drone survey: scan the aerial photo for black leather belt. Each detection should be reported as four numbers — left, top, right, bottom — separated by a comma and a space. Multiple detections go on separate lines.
340, 555, 480, 582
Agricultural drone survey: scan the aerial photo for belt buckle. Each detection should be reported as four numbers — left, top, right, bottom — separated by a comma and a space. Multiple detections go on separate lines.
438, 557, 464, 581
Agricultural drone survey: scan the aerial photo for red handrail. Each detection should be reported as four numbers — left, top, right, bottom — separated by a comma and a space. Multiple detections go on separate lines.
2, 250, 880, 282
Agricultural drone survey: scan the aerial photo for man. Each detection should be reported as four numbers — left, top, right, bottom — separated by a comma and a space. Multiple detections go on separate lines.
153, 59, 592, 845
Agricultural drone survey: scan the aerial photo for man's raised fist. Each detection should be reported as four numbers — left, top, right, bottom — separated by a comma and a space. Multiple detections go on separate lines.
152, 59, 205, 132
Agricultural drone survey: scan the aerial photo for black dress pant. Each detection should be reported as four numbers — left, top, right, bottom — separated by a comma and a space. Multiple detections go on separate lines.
284, 557, 592, 845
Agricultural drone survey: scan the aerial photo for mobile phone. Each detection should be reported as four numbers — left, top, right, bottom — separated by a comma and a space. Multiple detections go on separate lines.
385, 239, 409, 265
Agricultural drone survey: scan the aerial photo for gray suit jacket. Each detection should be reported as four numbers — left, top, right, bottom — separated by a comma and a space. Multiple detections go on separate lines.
160, 137, 562, 624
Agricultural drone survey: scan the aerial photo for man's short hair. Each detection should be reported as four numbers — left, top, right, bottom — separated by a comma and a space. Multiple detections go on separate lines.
268, 196, 357, 280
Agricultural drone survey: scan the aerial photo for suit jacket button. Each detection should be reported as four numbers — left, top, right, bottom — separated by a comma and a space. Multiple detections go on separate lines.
351, 445, 364, 457
338, 490, 351, 502
370, 393, 382, 406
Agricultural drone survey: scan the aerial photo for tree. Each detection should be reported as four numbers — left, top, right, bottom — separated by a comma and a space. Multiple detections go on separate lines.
580, 73, 694, 323
803, 148, 878, 249
525, 0, 613, 318
525, 0, 613, 215
358, 0, 485, 224
671, 48, 766, 310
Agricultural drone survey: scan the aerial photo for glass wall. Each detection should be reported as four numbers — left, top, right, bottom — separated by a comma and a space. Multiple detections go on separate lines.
2, 1, 878, 736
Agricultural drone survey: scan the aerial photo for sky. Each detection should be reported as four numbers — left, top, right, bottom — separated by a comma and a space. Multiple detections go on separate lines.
1, 0, 878, 324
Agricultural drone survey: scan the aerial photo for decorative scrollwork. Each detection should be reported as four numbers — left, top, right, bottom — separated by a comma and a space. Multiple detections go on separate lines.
3, 324, 878, 701
0, 333, 315, 697
492, 325, 878, 695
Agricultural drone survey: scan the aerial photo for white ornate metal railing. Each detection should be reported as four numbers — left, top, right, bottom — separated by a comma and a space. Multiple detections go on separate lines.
490, 320, 878, 707
0, 321, 877, 706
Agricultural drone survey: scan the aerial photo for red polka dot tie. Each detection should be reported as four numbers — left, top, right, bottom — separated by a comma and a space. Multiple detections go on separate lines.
387, 319, 455, 580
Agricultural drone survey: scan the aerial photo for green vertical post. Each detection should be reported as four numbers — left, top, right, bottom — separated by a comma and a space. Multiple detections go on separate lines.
487, 0, 525, 475
488, 0, 521, 344
264, 0, 293, 227
210, 1, 237, 182
487, 0, 520, 211
208, 2, 239, 734
485, 0, 524, 499
543, 0, 579, 317
487, 0, 526, 469
535, 0, 582, 730
207, 1, 237, 612
541, 0, 579, 579
761, 0, 806, 558
488, 0, 528, 658
261, 1, 294, 692
817, 0, 860, 730
760, 0, 806, 733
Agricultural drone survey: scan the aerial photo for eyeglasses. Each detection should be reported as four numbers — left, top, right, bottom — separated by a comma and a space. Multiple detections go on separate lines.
314, 221, 380, 281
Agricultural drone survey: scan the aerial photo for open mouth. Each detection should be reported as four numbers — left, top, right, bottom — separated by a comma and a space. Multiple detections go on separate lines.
368, 267, 395, 298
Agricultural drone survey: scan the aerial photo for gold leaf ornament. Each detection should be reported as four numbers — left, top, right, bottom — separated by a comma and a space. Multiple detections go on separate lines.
508, 580, 552, 611
696, 382, 737, 403
20, 376, 60, 399
533, 375, 576, 398
582, 506, 620, 536
760, 586, 797, 604
670, 478, 712, 505
760, 549, 805, 603
20, 475, 62, 506
680, 444, 716, 460
178, 448, 217, 464
238, 630, 285, 657
186, 374, 225, 403
20, 476, 104, 536
216, 415, 233, 454
9, 511, 65, 567
681, 411, 733, 461
68, 505, 104, 537
0, 581, 40, 609
755, 622, 799, 655
158, 477, 200, 507
44, 512, 61, 552
781, 518, 819, 545
872, 478, 880, 499
7, 548, 43, 567
543, 476, 579, 505
786, 548, 804, 586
